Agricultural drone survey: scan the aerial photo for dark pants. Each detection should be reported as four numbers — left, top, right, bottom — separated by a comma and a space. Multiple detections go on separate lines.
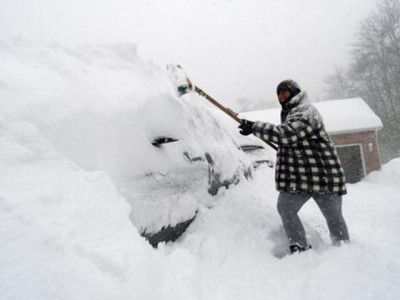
277, 192, 350, 248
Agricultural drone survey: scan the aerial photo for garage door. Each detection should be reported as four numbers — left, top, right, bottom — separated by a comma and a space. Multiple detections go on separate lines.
336, 144, 365, 183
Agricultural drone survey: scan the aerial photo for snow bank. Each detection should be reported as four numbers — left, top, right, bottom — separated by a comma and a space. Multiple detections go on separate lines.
0, 38, 175, 179
0, 38, 253, 234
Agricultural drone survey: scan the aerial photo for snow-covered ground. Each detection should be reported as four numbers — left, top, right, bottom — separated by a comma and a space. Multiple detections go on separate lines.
1, 39, 400, 300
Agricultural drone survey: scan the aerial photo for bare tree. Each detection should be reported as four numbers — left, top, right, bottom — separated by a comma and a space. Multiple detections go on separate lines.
324, 66, 357, 100
351, 0, 400, 118
324, 0, 400, 162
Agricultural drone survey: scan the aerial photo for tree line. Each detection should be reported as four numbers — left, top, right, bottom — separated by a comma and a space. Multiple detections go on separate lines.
324, 0, 400, 163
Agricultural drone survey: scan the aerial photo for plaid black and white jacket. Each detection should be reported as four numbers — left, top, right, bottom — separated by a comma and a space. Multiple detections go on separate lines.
252, 91, 347, 195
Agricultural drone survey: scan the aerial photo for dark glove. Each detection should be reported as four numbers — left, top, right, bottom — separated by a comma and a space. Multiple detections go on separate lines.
238, 119, 255, 136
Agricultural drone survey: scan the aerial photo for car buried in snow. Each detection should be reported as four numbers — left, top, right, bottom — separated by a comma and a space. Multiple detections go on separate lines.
0, 40, 274, 249
120, 91, 274, 248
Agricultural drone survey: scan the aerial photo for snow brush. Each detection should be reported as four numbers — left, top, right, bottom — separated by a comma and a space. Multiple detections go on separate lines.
167, 64, 278, 151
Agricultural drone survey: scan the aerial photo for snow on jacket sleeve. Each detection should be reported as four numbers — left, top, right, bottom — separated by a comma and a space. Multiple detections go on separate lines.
252, 106, 317, 145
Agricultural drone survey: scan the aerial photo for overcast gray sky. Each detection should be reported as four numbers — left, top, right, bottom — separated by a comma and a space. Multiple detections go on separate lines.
0, 0, 377, 108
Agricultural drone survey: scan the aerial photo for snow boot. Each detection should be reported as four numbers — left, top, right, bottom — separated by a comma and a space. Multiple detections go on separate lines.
289, 244, 312, 254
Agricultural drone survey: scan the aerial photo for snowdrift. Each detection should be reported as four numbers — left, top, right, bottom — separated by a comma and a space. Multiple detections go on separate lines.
0, 38, 265, 244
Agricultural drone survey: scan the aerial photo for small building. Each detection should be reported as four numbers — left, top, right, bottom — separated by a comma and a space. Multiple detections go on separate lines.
241, 98, 383, 183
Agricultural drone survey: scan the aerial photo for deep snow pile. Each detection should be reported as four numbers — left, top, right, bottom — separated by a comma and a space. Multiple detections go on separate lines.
0, 38, 254, 235
1, 39, 400, 300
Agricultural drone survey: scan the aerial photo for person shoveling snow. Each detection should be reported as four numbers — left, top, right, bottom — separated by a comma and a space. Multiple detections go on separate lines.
239, 80, 350, 256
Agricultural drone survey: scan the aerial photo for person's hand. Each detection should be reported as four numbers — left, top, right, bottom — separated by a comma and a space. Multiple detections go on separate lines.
238, 119, 255, 136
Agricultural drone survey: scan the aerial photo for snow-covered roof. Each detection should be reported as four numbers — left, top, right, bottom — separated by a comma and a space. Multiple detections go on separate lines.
239, 98, 383, 135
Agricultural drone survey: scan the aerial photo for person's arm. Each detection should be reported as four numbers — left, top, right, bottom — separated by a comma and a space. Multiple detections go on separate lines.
252, 110, 317, 146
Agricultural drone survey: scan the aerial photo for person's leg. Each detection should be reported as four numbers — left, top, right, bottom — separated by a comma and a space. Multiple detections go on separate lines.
313, 194, 350, 245
277, 192, 311, 249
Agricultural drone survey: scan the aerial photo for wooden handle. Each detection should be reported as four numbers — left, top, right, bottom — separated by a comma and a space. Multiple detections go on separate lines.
193, 86, 278, 151
194, 86, 241, 123
177, 65, 277, 151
